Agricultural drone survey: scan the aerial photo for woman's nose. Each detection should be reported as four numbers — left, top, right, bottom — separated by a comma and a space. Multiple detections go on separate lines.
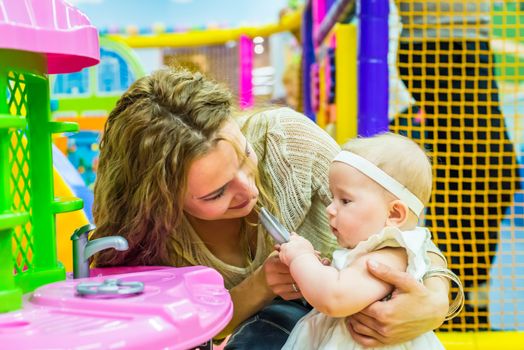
234, 170, 258, 197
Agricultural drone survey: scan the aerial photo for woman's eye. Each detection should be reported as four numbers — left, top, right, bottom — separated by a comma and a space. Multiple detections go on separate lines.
205, 188, 226, 201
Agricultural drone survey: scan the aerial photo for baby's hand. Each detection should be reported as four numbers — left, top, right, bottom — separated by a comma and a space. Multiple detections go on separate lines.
279, 233, 315, 266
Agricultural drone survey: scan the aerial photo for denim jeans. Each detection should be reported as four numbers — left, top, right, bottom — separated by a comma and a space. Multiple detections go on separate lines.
224, 298, 312, 350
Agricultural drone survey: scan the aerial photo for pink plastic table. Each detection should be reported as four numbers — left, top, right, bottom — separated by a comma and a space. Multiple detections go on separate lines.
0, 266, 233, 349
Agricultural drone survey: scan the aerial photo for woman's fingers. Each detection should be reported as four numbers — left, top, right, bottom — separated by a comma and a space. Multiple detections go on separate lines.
346, 318, 385, 347
347, 312, 379, 332
265, 252, 289, 273
264, 253, 301, 299
272, 283, 303, 300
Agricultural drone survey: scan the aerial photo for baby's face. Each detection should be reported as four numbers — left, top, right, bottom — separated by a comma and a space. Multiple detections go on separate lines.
326, 162, 392, 248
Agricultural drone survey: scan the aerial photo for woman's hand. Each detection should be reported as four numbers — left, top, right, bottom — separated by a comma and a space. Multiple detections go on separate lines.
278, 233, 315, 266
263, 251, 303, 300
346, 260, 448, 347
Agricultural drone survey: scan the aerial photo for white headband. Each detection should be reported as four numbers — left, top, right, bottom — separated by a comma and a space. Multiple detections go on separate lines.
333, 151, 424, 216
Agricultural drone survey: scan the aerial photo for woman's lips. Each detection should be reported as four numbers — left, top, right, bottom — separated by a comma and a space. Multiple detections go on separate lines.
229, 199, 251, 210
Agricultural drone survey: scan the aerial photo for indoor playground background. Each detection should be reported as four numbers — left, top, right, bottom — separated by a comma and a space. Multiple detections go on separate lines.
10, 0, 524, 348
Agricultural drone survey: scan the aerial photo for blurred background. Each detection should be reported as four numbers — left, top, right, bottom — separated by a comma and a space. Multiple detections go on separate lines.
1, 1, 523, 348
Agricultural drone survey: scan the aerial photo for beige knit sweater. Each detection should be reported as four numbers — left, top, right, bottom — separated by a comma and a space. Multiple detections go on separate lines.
243, 108, 341, 256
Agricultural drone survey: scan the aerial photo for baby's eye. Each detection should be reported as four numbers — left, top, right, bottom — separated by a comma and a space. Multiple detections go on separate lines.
341, 199, 352, 205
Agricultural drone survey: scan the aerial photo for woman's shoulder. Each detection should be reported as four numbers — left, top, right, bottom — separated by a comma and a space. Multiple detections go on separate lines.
261, 107, 321, 131
242, 106, 317, 128
260, 106, 309, 121
253, 107, 337, 146
240, 107, 317, 149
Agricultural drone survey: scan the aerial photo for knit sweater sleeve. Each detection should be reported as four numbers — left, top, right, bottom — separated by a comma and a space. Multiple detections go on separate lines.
252, 108, 340, 256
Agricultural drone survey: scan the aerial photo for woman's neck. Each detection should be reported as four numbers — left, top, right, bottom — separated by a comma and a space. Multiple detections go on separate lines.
191, 217, 243, 245
187, 212, 258, 267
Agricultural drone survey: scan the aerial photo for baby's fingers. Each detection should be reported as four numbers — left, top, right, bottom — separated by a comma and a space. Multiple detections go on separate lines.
313, 250, 330, 265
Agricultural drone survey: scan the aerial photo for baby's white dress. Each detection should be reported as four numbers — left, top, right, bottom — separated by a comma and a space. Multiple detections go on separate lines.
281, 226, 445, 350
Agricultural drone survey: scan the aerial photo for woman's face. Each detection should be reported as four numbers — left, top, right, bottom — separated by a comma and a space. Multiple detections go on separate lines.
184, 120, 259, 221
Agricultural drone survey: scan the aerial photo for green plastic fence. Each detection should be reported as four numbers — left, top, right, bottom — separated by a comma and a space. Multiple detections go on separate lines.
0, 49, 83, 313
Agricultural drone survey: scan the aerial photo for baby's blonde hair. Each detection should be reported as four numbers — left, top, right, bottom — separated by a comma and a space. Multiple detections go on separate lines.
342, 132, 432, 206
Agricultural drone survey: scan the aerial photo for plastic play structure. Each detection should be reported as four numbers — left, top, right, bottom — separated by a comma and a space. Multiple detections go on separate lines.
50, 36, 146, 128
0, 0, 98, 311
106, 8, 302, 110
0, 1, 232, 348
52, 144, 92, 271
301, 0, 390, 143
1, 265, 233, 349
50, 36, 146, 191
49, 37, 148, 270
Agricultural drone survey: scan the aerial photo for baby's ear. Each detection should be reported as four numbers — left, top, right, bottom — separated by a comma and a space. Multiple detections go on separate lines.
386, 200, 408, 227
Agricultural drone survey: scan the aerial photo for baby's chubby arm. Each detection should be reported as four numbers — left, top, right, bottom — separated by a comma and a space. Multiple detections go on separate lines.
279, 234, 407, 318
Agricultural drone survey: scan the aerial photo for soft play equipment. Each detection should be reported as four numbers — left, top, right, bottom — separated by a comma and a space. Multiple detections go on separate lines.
0, 0, 99, 313
52, 145, 91, 272
0, 266, 233, 349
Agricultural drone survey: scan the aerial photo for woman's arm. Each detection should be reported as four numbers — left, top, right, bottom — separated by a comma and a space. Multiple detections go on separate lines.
215, 251, 301, 338
262, 108, 340, 256
346, 253, 449, 347
216, 263, 273, 338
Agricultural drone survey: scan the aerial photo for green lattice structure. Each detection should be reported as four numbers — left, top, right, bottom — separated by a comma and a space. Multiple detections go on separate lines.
0, 49, 83, 313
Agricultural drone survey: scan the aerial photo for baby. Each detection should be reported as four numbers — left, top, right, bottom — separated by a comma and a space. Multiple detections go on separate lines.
279, 132, 463, 349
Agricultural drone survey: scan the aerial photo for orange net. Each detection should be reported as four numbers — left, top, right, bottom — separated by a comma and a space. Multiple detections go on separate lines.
389, 0, 523, 331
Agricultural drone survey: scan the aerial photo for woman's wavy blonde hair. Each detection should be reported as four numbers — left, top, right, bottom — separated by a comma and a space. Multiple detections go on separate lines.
91, 67, 277, 277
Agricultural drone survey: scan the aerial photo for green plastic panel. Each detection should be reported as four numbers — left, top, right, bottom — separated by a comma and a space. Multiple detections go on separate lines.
0, 50, 84, 313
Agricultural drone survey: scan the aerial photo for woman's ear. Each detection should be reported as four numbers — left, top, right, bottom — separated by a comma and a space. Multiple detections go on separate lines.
386, 200, 409, 227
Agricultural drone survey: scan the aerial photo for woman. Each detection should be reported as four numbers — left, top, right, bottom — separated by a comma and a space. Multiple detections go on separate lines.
92, 67, 450, 349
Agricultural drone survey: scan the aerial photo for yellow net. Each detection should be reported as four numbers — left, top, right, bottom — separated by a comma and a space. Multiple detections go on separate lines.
389, 0, 523, 332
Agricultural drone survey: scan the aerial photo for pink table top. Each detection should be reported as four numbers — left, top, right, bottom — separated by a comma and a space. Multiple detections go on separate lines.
0, 266, 233, 349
